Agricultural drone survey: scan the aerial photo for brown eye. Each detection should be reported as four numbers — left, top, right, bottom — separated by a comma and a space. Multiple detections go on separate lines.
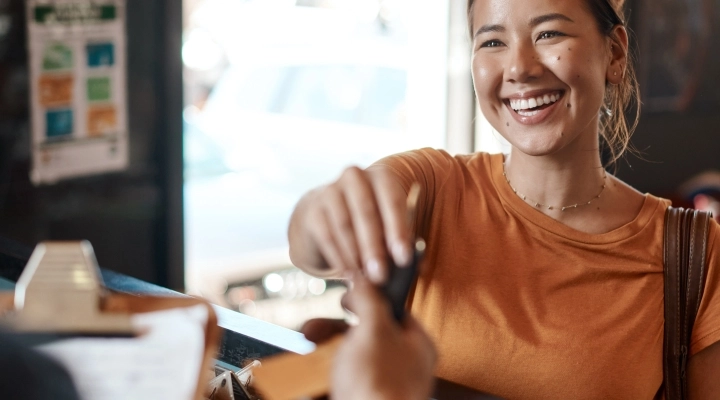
537, 31, 564, 41
481, 39, 504, 48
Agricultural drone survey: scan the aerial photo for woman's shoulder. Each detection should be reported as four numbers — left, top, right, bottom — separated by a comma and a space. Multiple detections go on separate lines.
371, 149, 501, 197
707, 217, 719, 257
690, 216, 720, 355
374, 148, 500, 175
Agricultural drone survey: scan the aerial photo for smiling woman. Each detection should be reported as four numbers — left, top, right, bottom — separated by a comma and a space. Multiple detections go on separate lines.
287, 0, 720, 399
468, 0, 640, 168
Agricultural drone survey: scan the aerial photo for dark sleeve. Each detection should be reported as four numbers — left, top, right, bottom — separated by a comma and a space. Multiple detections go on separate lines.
0, 333, 81, 400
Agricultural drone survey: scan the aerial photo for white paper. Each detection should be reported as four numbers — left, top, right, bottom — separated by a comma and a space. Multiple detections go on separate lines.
36, 305, 208, 400
27, 0, 128, 184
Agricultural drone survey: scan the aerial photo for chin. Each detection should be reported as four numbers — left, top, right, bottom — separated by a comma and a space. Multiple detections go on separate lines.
501, 130, 568, 157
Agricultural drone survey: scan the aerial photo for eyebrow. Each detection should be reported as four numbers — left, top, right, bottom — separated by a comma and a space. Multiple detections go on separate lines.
474, 24, 504, 38
474, 13, 574, 38
529, 13, 574, 27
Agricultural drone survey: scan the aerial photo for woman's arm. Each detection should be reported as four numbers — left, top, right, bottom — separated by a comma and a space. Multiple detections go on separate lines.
689, 341, 720, 398
287, 165, 411, 283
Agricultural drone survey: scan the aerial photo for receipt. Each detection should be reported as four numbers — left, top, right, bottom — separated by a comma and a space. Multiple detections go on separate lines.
36, 305, 208, 400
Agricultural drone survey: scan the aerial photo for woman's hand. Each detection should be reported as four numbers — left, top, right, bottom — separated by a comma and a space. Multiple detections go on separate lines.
288, 165, 412, 283
301, 272, 437, 400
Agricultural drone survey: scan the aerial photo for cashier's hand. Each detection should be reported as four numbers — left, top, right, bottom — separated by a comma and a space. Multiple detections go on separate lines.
300, 273, 436, 400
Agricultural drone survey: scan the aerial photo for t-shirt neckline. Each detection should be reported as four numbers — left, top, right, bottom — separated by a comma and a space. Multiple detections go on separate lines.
488, 153, 666, 245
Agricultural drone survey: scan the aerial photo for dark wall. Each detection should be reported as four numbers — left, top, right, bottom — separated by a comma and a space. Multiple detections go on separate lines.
0, 0, 184, 290
619, 0, 720, 197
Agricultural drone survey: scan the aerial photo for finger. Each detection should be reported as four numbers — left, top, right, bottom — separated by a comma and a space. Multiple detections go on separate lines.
324, 187, 362, 272
339, 167, 389, 283
403, 316, 437, 363
342, 271, 393, 325
403, 316, 433, 346
309, 208, 353, 274
369, 172, 415, 267
300, 318, 350, 344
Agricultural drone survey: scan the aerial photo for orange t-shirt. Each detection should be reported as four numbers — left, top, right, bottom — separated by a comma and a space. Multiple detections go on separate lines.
374, 149, 720, 400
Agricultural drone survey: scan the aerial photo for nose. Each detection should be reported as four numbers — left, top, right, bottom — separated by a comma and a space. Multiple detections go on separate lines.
505, 42, 543, 83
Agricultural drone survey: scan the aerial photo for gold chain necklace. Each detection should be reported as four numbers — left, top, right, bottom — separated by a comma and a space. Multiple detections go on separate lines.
502, 163, 607, 211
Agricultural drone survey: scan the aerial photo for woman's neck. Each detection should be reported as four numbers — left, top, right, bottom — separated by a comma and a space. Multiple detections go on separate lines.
503, 148, 607, 215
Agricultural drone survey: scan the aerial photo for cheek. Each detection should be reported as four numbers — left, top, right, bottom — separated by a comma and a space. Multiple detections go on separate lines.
542, 52, 583, 84
471, 57, 502, 100
544, 51, 606, 104
472, 59, 505, 123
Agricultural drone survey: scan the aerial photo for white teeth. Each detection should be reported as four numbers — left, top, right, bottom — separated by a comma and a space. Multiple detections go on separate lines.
517, 110, 540, 117
510, 92, 562, 111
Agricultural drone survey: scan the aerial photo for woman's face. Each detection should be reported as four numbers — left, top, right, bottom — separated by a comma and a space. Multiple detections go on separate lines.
470, 0, 616, 157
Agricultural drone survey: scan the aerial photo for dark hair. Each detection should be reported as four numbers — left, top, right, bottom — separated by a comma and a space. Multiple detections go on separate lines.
467, 0, 641, 167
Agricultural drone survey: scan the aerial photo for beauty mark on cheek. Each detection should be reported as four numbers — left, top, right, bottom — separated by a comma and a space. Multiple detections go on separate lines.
567, 103, 571, 108
557, 56, 561, 61
506, 122, 510, 126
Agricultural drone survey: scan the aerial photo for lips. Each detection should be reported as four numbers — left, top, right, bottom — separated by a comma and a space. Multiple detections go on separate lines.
504, 90, 565, 125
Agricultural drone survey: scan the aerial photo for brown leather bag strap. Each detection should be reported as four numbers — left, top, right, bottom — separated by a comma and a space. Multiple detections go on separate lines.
663, 207, 712, 400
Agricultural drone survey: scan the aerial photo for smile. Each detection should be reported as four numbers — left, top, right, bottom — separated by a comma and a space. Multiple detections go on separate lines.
504, 90, 565, 124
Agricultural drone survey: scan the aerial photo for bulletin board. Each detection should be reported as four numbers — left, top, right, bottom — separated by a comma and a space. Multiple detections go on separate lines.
27, 0, 128, 184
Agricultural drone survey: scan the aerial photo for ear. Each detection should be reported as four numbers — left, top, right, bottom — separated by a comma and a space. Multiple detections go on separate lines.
606, 25, 628, 85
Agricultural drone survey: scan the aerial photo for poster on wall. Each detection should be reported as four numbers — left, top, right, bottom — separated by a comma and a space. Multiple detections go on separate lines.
27, 0, 128, 185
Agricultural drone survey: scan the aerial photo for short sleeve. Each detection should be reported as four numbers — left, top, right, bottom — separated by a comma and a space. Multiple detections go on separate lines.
369, 148, 456, 239
691, 219, 720, 355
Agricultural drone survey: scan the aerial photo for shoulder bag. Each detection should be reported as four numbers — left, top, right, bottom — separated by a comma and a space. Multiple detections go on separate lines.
663, 207, 712, 399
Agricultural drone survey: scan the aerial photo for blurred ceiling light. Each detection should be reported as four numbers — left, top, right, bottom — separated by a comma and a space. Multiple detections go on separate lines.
308, 278, 327, 295
263, 272, 284, 293
182, 29, 224, 70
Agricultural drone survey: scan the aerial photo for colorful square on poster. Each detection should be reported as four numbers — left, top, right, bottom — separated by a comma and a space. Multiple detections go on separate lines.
43, 43, 73, 70
87, 77, 111, 101
87, 43, 114, 67
87, 106, 117, 136
39, 75, 73, 106
46, 109, 73, 138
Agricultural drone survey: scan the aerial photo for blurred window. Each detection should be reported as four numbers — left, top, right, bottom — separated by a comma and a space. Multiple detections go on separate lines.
229, 65, 406, 129
234, 67, 288, 112
182, 0, 450, 330
278, 65, 406, 129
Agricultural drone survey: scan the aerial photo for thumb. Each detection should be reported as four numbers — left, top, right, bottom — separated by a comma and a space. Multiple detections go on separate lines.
403, 316, 435, 347
343, 271, 393, 325
300, 318, 349, 344
403, 316, 437, 364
